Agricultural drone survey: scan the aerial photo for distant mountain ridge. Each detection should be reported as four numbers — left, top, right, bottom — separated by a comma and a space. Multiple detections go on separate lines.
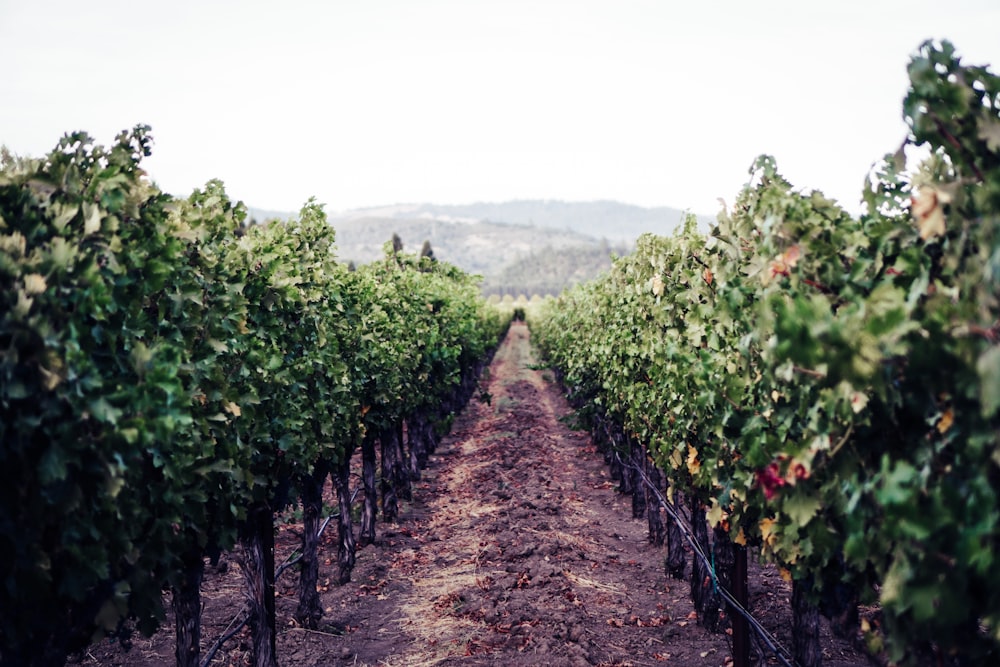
325, 199, 711, 243
323, 216, 602, 278
246, 199, 714, 296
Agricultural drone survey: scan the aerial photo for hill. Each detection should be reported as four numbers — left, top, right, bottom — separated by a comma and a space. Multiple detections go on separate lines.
247, 199, 712, 295
325, 216, 603, 279
482, 242, 629, 298
327, 199, 710, 244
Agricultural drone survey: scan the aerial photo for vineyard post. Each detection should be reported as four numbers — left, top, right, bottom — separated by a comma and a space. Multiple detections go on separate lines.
173, 551, 204, 667
644, 456, 665, 546
664, 491, 686, 579
731, 545, 749, 667
394, 420, 411, 501
334, 445, 358, 583
690, 498, 723, 630
360, 432, 378, 544
240, 504, 278, 667
792, 578, 821, 667
380, 424, 401, 522
406, 413, 424, 482
295, 458, 331, 629
628, 435, 646, 519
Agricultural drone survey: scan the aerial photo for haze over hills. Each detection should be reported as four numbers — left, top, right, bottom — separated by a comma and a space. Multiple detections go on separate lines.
322, 216, 603, 279
326, 200, 711, 243
247, 199, 714, 296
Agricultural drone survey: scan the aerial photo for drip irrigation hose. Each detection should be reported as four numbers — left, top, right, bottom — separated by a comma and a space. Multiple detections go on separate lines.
201, 488, 360, 667
613, 449, 797, 667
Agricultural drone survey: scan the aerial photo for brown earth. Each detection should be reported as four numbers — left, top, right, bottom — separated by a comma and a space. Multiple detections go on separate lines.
80, 322, 871, 667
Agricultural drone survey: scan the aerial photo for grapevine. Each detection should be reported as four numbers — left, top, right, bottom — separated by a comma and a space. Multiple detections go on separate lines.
533, 40, 1000, 664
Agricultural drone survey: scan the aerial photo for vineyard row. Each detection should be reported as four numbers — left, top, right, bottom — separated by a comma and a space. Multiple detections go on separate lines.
531, 40, 1000, 666
0, 132, 510, 667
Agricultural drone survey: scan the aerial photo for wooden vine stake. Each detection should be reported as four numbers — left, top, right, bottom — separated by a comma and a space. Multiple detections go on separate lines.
731, 545, 750, 667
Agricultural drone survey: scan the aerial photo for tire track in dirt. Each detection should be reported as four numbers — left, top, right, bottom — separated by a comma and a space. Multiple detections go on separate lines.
338, 322, 729, 667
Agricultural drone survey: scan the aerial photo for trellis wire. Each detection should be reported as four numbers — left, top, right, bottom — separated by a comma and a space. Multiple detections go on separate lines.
614, 449, 798, 667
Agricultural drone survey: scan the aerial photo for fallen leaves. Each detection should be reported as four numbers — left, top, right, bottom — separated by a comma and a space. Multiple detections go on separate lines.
606, 615, 667, 628
357, 578, 388, 597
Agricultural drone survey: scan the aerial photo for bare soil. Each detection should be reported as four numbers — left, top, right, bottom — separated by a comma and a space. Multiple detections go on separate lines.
80, 322, 871, 667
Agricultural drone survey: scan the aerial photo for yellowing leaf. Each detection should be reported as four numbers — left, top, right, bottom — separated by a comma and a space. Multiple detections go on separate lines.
23, 273, 47, 295
651, 274, 665, 297
224, 401, 242, 417
767, 244, 802, 281
733, 527, 747, 546
759, 517, 779, 548
39, 354, 66, 390
880, 559, 906, 606
83, 202, 102, 235
706, 498, 726, 527
669, 447, 683, 470
52, 202, 78, 232
106, 465, 126, 499
129, 342, 153, 376
48, 236, 77, 270
779, 568, 793, 583
912, 187, 950, 241
0, 231, 27, 256
978, 118, 1000, 152
977, 346, 1000, 417
686, 445, 701, 476
936, 408, 954, 434
784, 244, 802, 268
14, 290, 33, 318
38, 367, 59, 391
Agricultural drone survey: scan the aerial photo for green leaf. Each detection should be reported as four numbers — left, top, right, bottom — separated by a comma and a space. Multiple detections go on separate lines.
782, 491, 821, 527
38, 445, 68, 483
88, 397, 122, 425
877, 460, 917, 506
977, 118, 1000, 152
977, 346, 1000, 417
5, 380, 30, 399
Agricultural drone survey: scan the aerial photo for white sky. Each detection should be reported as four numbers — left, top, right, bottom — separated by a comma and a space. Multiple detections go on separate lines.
2, 1, 999, 217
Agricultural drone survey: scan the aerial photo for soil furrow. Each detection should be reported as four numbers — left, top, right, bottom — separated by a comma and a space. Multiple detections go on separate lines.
84, 322, 869, 666
330, 322, 725, 666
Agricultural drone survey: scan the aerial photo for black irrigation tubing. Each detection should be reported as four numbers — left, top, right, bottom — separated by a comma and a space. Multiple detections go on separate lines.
200, 487, 361, 667
274, 512, 336, 580
200, 611, 248, 667
613, 449, 798, 667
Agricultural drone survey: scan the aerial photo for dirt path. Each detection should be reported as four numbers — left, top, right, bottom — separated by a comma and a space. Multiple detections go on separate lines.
310, 322, 725, 666
84, 322, 870, 667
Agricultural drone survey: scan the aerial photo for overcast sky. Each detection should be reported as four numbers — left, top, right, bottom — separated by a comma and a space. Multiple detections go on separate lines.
2, 1, 998, 218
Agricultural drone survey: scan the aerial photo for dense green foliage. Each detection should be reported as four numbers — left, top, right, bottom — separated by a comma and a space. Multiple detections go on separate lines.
0, 130, 506, 665
533, 41, 1000, 663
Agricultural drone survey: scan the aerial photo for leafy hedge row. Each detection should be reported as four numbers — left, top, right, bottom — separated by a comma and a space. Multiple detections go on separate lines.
532, 41, 1000, 664
0, 129, 508, 666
